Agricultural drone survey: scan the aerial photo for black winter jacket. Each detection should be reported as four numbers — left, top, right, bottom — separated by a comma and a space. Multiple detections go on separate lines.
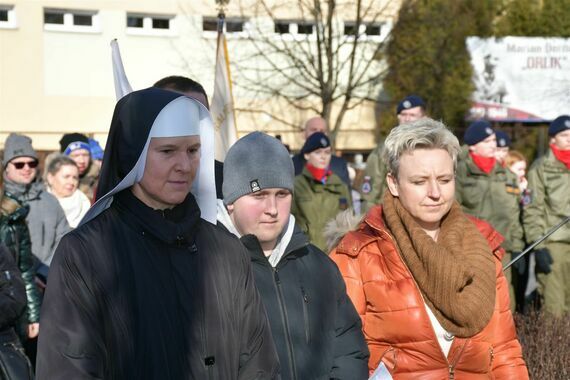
37, 191, 280, 379
0, 191, 41, 324
0, 243, 27, 331
240, 226, 369, 380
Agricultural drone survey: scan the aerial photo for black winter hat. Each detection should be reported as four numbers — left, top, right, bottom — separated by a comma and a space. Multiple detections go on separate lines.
495, 130, 511, 148
397, 95, 425, 114
59, 133, 90, 153
549, 115, 570, 136
301, 132, 330, 154
464, 120, 494, 146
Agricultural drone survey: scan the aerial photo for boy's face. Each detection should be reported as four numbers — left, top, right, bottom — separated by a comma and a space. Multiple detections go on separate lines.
227, 188, 292, 252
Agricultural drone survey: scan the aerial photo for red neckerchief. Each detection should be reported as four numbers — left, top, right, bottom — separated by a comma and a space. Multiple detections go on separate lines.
550, 144, 570, 169
306, 163, 331, 184
469, 152, 496, 174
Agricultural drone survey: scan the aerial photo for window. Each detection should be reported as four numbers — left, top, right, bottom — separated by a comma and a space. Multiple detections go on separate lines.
297, 22, 314, 35
43, 8, 99, 32
126, 13, 175, 35
127, 15, 143, 28
274, 21, 289, 34
343, 21, 383, 38
226, 19, 243, 32
152, 18, 169, 29
73, 14, 92, 26
0, 4, 17, 28
202, 17, 217, 32
273, 20, 316, 37
366, 23, 381, 36
202, 17, 246, 35
344, 23, 358, 36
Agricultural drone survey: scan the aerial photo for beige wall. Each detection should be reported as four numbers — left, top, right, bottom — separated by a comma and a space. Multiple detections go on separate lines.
1, 0, 398, 153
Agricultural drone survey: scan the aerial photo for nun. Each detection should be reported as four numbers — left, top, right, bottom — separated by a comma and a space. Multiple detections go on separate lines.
36, 88, 279, 379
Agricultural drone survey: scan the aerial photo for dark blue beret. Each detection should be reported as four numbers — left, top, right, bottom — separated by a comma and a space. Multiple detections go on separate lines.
464, 120, 495, 146
302, 132, 330, 154
549, 115, 570, 136
495, 130, 511, 148
397, 95, 425, 114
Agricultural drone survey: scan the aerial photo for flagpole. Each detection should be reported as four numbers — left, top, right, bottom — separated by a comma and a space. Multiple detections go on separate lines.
216, 0, 227, 52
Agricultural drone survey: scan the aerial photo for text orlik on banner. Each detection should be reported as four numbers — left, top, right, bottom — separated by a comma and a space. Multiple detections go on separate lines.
467, 37, 570, 122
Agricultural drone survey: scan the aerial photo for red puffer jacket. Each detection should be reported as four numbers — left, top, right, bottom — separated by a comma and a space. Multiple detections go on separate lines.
330, 205, 528, 379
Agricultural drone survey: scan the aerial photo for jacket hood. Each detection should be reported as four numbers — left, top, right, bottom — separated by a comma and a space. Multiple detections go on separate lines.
323, 208, 363, 252
217, 198, 306, 266
81, 87, 216, 226
3, 176, 45, 203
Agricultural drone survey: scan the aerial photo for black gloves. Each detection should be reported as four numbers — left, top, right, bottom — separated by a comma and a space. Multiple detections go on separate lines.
534, 248, 553, 274
511, 252, 526, 275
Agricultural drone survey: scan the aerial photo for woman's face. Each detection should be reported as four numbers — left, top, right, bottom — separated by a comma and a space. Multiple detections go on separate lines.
509, 160, 527, 180
131, 135, 201, 210
387, 148, 455, 233
48, 164, 79, 198
304, 147, 332, 169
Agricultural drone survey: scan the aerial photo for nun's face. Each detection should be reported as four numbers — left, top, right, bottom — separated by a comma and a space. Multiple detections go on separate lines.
132, 135, 201, 209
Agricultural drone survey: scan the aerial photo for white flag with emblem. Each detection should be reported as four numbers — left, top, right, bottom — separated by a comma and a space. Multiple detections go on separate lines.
210, 32, 237, 161
110, 39, 133, 101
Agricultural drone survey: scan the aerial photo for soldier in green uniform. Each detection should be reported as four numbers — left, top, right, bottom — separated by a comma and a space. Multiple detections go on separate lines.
455, 120, 525, 310
523, 115, 570, 316
361, 95, 427, 212
292, 132, 351, 251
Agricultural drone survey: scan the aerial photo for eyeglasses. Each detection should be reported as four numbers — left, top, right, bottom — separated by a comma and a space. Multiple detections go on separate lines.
11, 161, 39, 170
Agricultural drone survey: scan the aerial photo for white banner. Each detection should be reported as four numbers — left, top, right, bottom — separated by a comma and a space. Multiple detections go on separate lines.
210, 32, 238, 161
467, 37, 570, 122
110, 39, 133, 101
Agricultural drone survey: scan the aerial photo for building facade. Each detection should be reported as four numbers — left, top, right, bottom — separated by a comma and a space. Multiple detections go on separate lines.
0, 0, 398, 153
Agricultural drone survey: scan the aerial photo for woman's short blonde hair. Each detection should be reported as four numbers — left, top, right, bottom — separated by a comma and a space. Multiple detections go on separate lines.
382, 118, 460, 178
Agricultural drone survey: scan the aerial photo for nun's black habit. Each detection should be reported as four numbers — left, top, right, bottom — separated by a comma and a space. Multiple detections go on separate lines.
36, 88, 280, 379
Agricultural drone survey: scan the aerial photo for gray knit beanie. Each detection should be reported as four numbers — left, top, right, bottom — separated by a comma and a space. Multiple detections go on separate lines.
2, 133, 38, 168
223, 132, 294, 204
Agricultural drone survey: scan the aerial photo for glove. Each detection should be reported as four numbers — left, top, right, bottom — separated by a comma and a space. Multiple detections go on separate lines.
534, 248, 553, 275
511, 252, 526, 275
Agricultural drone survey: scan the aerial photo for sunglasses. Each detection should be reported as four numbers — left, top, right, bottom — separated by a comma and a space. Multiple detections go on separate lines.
11, 161, 39, 170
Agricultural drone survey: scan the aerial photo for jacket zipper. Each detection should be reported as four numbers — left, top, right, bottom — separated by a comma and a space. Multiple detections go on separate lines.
383, 233, 469, 378
448, 340, 468, 379
273, 268, 298, 380
301, 286, 310, 344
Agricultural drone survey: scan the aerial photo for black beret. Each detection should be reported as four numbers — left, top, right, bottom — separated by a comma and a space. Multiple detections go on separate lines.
397, 95, 425, 114
549, 115, 570, 136
495, 130, 511, 148
301, 132, 330, 154
464, 120, 494, 146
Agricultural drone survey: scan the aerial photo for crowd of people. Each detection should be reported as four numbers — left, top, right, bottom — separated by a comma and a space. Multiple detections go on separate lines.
0, 75, 568, 379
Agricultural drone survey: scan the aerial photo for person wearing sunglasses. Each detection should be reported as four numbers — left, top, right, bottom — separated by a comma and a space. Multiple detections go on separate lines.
2, 135, 71, 341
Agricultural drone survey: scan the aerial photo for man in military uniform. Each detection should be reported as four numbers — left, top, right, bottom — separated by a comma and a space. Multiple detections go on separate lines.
523, 115, 570, 316
495, 130, 511, 167
361, 95, 427, 212
455, 120, 524, 309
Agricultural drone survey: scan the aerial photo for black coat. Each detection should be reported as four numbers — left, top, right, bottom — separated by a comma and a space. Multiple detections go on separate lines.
37, 191, 279, 379
0, 243, 26, 332
240, 227, 369, 380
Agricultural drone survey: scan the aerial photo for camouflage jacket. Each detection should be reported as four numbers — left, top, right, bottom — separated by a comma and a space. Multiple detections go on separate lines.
455, 152, 524, 253
523, 149, 570, 244
292, 168, 352, 251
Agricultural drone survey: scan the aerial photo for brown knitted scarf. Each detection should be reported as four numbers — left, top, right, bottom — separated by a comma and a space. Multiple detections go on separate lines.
383, 192, 496, 338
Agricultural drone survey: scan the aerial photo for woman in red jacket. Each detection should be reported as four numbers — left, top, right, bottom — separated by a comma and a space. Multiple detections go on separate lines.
331, 118, 528, 379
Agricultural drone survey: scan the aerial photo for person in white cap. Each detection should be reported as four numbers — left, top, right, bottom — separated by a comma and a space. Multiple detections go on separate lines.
36, 88, 279, 379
